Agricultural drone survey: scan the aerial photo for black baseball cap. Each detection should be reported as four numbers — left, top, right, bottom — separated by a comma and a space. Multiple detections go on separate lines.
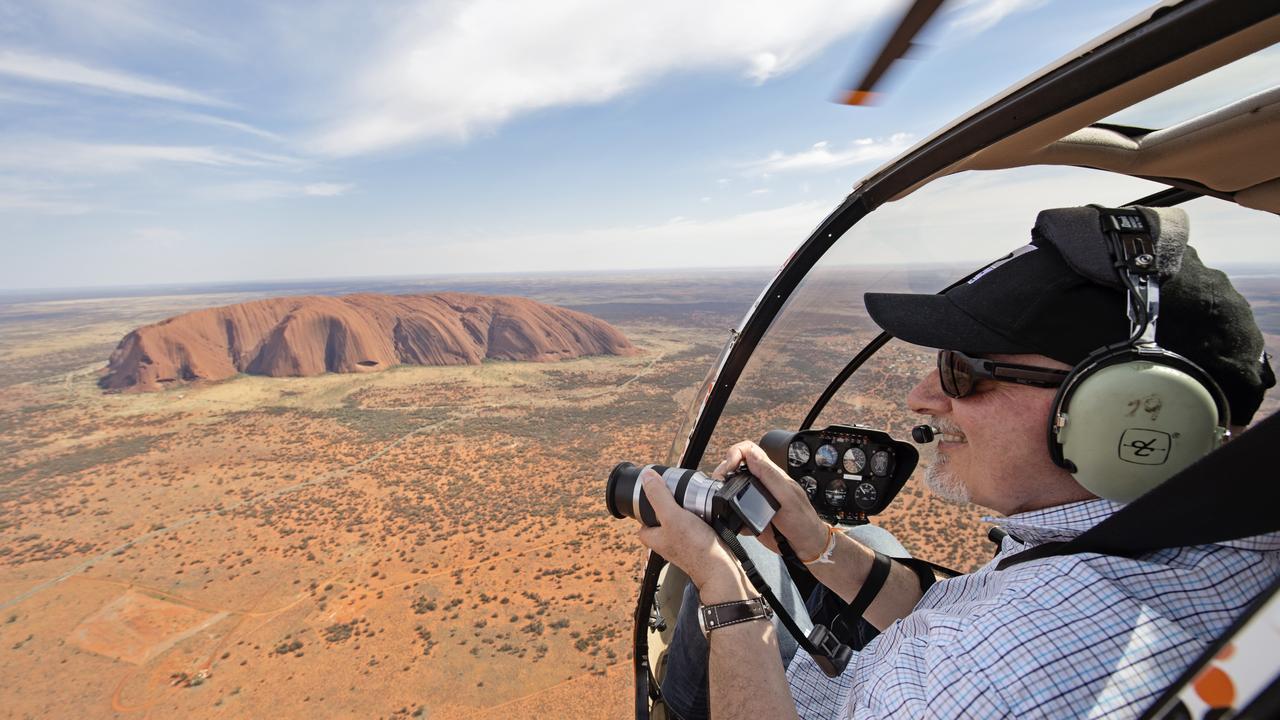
864, 207, 1274, 424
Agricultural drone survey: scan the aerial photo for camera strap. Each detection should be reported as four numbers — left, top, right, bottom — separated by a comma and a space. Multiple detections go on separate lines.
713, 522, 853, 678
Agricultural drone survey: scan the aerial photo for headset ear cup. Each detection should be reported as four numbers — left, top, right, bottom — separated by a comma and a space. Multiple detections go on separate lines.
1048, 346, 1133, 474
1051, 348, 1227, 502
1048, 360, 1085, 473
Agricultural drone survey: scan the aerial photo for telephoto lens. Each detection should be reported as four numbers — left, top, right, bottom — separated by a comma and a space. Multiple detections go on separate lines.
606, 462, 778, 535
607, 463, 716, 527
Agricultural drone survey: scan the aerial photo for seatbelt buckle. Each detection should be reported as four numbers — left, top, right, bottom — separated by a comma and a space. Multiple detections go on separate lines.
806, 624, 853, 678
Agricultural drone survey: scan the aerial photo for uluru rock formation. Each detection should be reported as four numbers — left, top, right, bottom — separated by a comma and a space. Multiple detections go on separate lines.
100, 292, 637, 392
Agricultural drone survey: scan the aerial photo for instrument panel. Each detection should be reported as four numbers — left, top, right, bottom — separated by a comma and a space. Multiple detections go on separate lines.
760, 424, 917, 525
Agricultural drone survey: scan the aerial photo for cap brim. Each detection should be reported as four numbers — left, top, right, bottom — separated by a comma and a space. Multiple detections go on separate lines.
863, 292, 1037, 354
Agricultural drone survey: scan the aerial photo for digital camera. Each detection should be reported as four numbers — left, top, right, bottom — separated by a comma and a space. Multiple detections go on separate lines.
606, 463, 779, 536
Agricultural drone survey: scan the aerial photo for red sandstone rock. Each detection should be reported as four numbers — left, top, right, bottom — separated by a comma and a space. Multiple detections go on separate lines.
100, 293, 636, 392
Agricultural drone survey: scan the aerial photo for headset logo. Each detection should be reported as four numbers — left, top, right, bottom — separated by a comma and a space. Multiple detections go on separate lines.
1113, 214, 1145, 231
1118, 428, 1171, 465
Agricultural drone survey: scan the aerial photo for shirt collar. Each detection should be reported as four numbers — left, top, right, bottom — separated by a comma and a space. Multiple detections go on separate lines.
984, 497, 1280, 552
983, 498, 1123, 545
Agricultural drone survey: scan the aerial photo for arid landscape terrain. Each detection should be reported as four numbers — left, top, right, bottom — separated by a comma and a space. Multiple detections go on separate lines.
101, 293, 636, 392
2, 268, 1277, 719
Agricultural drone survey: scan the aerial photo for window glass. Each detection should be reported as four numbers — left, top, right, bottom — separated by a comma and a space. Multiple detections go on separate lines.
1102, 44, 1280, 129
691, 166, 1280, 571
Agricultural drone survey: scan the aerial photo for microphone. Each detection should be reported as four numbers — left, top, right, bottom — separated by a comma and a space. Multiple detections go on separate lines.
911, 424, 939, 444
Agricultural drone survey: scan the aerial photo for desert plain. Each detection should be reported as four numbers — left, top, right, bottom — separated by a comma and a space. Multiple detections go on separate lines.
2, 268, 1277, 719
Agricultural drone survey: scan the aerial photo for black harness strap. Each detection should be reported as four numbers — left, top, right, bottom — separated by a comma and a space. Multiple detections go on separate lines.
847, 551, 892, 618
999, 411, 1280, 571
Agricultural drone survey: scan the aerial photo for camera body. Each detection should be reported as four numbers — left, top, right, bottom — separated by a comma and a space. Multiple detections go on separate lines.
606, 463, 779, 535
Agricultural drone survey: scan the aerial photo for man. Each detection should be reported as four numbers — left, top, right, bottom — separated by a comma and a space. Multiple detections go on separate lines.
635, 206, 1278, 719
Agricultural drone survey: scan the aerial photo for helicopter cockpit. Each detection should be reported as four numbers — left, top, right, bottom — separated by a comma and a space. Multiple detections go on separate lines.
628, 2, 1280, 718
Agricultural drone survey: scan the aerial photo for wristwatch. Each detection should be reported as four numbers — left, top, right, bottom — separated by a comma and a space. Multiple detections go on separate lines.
698, 596, 773, 637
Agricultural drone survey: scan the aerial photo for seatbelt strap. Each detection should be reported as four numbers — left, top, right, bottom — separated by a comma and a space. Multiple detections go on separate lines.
847, 551, 893, 617
999, 410, 1280, 570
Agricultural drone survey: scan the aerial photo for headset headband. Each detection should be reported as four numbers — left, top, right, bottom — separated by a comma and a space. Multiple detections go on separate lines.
1095, 207, 1165, 348
1033, 205, 1190, 289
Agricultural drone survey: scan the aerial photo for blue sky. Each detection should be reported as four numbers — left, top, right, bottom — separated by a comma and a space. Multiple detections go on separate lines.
1, 0, 1270, 290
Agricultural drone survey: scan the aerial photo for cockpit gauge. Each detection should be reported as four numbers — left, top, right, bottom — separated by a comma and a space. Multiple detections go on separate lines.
824, 477, 847, 508
842, 447, 867, 474
799, 475, 818, 499
854, 481, 879, 510
788, 440, 811, 467
815, 443, 839, 469
870, 449, 894, 476
758, 424, 919, 525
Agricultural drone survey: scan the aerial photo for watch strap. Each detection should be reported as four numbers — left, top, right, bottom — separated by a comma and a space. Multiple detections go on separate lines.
698, 596, 773, 636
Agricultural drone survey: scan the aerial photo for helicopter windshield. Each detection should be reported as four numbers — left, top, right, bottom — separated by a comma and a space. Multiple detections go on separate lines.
670, 165, 1280, 570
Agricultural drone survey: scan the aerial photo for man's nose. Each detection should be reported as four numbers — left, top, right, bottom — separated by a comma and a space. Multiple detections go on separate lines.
907, 368, 951, 416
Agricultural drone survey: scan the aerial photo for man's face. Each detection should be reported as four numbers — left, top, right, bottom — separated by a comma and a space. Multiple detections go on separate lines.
905, 352, 1090, 516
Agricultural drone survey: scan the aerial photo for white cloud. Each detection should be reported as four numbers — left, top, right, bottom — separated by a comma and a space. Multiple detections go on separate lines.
303, 182, 352, 197
0, 140, 295, 174
34, 0, 230, 55
0, 191, 94, 215
0, 176, 97, 215
0, 50, 228, 106
745, 134, 914, 175
165, 111, 284, 142
203, 180, 353, 201
312, 0, 897, 156
129, 226, 185, 249
946, 0, 1048, 35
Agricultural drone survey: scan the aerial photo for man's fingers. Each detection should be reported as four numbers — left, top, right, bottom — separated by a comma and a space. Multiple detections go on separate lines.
740, 444, 795, 498
640, 469, 681, 522
715, 442, 752, 480
712, 459, 728, 480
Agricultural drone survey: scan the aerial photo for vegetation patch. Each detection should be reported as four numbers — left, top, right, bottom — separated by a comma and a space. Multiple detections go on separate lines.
0, 434, 164, 503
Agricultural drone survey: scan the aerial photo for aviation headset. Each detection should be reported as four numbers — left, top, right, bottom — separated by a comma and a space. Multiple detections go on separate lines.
1047, 206, 1230, 502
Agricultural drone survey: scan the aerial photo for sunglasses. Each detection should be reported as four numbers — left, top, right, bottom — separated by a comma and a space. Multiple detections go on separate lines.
937, 350, 1070, 398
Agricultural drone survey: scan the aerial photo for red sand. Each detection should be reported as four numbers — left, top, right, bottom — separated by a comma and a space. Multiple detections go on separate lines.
68, 590, 223, 665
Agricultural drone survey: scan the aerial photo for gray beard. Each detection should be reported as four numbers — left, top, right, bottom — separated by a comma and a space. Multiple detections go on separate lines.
924, 451, 971, 505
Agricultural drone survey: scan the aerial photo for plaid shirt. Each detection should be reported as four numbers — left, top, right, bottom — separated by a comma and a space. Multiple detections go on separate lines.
786, 499, 1280, 719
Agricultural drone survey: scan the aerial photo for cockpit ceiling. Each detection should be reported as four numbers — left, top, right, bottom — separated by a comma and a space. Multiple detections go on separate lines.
975, 86, 1280, 211
912, 13, 1280, 213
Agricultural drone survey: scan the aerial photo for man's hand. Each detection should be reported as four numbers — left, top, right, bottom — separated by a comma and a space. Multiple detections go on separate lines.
713, 441, 829, 560
633, 469, 748, 601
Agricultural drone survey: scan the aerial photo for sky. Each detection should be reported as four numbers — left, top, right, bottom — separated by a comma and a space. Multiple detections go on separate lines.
0, 0, 1274, 291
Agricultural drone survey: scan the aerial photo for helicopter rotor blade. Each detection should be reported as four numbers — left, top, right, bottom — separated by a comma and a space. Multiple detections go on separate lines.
840, 0, 946, 106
